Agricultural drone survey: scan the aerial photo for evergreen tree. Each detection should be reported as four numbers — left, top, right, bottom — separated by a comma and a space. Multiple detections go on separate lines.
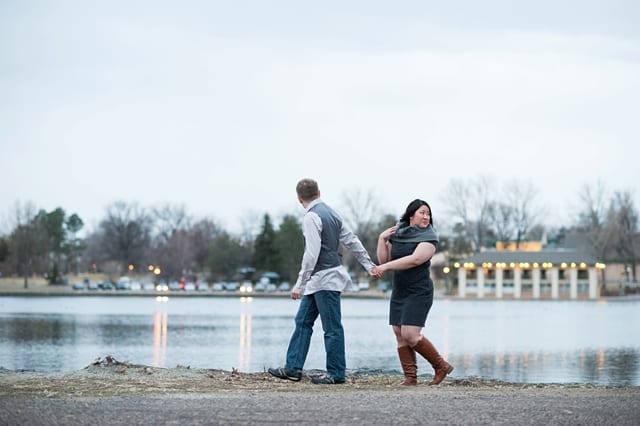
253, 214, 279, 273
274, 214, 303, 283
207, 232, 247, 281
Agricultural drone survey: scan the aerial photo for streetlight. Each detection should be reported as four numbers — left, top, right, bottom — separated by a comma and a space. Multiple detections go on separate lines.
443, 266, 451, 294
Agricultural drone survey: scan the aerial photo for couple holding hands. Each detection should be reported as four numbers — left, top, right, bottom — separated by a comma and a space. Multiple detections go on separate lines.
268, 178, 453, 386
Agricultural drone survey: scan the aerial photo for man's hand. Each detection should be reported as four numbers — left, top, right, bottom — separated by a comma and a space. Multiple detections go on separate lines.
290, 287, 302, 300
370, 265, 384, 278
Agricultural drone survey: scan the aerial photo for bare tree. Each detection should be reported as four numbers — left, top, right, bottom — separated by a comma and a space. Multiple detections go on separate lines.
491, 202, 514, 244
98, 201, 153, 273
237, 211, 261, 247
577, 180, 608, 230
152, 203, 191, 243
339, 187, 384, 251
151, 229, 195, 280
503, 179, 542, 249
607, 191, 638, 282
441, 175, 496, 252
339, 187, 388, 276
576, 181, 611, 284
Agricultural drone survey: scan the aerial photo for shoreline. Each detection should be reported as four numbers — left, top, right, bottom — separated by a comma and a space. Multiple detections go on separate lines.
2, 288, 639, 302
2, 357, 639, 397
2, 359, 639, 425
3, 279, 639, 301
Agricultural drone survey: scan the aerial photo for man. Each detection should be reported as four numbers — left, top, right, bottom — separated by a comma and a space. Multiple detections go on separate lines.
268, 178, 377, 384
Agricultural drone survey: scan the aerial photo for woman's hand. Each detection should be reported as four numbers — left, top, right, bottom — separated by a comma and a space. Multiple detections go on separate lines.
379, 226, 397, 241
370, 264, 387, 278
377, 226, 396, 265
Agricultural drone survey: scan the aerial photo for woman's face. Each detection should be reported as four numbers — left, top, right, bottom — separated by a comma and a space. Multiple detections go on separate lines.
410, 205, 431, 228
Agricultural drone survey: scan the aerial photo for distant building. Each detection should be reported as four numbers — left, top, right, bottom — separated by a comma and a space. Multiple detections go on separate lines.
454, 249, 605, 300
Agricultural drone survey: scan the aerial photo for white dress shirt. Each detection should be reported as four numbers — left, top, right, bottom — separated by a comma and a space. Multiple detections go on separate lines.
294, 199, 376, 295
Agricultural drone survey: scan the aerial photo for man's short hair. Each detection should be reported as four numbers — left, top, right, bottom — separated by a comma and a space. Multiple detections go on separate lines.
296, 178, 320, 202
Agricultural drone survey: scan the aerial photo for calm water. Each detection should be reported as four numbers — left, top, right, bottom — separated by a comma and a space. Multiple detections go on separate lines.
0, 296, 638, 386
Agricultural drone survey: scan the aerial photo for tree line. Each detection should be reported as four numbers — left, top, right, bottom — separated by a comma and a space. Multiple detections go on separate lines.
0, 177, 637, 287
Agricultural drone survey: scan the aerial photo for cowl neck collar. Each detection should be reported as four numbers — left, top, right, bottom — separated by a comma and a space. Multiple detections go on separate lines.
390, 222, 438, 244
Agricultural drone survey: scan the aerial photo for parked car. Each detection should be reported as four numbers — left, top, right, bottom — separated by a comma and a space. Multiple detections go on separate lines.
357, 281, 370, 291
184, 282, 196, 291
116, 281, 131, 291
130, 281, 142, 291
223, 282, 239, 291
211, 282, 224, 291
72, 282, 85, 290
197, 282, 209, 291
99, 281, 113, 290
143, 282, 156, 291
239, 281, 253, 294
278, 282, 291, 292
377, 281, 391, 292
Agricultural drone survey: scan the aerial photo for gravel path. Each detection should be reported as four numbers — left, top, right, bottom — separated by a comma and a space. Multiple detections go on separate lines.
2, 387, 640, 426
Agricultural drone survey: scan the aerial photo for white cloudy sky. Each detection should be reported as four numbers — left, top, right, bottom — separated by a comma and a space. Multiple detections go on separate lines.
1, 1, 639, 234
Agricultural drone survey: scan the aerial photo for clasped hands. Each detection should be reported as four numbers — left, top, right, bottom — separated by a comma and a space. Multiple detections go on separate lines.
369, 264, 385, 278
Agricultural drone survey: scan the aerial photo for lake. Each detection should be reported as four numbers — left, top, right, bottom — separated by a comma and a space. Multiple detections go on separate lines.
0, 296, 638, 386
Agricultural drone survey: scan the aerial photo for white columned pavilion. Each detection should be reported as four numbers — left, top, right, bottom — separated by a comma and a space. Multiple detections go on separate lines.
495, 268, 504, 299
588, 268, 598, 299
476, 268, 485, 299
569, 268, 578, 299
513, 268, 522, 299
458, 267, 467, 298
532, 268, 541, 299
454, 251, 604, 300
550, 268, 559, 299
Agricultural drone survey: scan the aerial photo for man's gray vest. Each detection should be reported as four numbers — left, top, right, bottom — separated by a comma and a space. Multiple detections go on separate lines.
309, 202, 342, 274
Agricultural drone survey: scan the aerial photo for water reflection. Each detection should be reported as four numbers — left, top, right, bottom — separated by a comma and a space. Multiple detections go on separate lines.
0, 297, 638, 386
447, 348, 639, 386
238, 297, 253, 371
4, 315, 75, 344
153, 312, 168, 367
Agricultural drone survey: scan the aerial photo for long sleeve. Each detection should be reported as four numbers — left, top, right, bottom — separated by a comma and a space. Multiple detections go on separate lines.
339, 224, 376, 272
293, 212, 322, 289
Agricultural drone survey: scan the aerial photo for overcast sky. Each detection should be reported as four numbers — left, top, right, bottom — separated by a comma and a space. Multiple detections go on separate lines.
1, 1, 639, 235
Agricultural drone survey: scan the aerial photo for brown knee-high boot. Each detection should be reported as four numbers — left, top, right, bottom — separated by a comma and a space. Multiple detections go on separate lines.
412, 336, 453, 385
397, 346, 417, 386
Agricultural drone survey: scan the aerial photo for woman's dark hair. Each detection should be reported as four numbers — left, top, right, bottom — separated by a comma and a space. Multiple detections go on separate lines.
400, 199, 433, 226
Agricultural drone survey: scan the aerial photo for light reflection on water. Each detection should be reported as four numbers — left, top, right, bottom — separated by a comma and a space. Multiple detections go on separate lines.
0, 296, 638, 386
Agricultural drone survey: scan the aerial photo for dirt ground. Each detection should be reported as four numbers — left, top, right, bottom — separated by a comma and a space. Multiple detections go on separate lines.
0, 355, 543, 398
1, 357, 639, 425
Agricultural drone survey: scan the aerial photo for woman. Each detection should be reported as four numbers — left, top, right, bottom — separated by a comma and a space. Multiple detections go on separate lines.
374, 199, 453, 386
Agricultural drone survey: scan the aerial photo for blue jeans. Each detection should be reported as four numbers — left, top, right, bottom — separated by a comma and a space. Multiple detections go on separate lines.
285, 290, 345, 380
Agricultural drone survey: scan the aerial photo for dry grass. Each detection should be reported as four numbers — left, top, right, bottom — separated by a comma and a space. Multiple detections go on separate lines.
1, 356, 619, 399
